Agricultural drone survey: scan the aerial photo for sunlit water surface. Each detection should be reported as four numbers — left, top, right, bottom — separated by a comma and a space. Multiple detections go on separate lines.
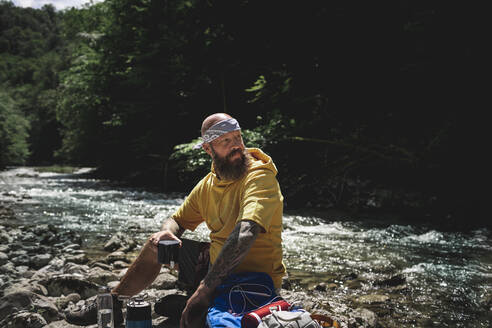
1, 168, 490, 327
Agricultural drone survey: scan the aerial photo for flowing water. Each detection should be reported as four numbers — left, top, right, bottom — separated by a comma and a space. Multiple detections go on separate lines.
1, 167, 490, 327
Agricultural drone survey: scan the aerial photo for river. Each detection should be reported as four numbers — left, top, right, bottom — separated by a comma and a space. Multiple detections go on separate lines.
1, 167, 490, 327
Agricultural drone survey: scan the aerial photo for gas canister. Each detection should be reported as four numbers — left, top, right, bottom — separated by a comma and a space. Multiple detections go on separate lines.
125, 296, 151, 328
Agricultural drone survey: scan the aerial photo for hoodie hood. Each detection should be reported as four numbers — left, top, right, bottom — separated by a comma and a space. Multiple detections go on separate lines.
210, 148, 278, 185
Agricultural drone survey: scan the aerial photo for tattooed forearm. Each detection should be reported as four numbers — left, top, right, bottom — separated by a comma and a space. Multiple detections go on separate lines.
160, 217, 185, 237
203, 220, 261, 289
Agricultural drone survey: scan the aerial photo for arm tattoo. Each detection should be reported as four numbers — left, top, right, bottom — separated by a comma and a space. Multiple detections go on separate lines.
203, 220, 261, 289
161, 217, 185, 238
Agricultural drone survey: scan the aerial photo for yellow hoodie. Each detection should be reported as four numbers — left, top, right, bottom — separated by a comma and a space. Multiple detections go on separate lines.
171, 148, 286, 288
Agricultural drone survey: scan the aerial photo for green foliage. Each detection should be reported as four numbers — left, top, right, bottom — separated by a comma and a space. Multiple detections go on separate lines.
169, 129, 266, 189
0, 90, 30, 167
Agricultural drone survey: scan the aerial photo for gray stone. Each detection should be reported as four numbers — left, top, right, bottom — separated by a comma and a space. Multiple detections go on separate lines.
87, 267, 119, 285
44, 319, 94, 328
65, 253, 88, 264
7, 311, 48, 328
31, 254, 53, 269
354, 294, 390, 305
11, 254, 30, 266
352, 307, 377, 327
103, 232, 137, 252
0, 291, 59, 323
39, 275, 100, 299
150, 272, 177, 290
0, 262, 16, 275
0, 252, 8, 265
3, 279, 48, 296
106, 251, 128, 263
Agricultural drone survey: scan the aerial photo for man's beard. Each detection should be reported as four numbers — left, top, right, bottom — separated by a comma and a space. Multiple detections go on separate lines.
211, 147, 250, 180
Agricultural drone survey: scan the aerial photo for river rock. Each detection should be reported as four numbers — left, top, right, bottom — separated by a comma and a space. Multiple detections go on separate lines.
373, 274, 405, 287
65, 253, 88, 264
45, 320, 93, 328
0, 291, 60, 323
31, 254, 53, 269
351, 307, 378, 327
87, 266, 119, 285
55, 293, 82, 310
0, 261, 16, 275
4, 311, 48, 328
63, 262, 90, 275
40, 275, 100, 299
150, 271, 177, 290
354, 294, 390, 305
3, 279, 48, 296
0, 252, 8, 265
90, 261, 112, 271
103, 232, 137, 252
106, 250, 129, 263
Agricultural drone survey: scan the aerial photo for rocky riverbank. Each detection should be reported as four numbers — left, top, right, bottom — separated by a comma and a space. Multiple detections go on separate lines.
3, 201, 485, 328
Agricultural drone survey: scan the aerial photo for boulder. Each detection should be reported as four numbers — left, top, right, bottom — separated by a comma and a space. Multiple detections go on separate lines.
3, 279, 48, 296
106, 251, 128, 263
354, 294, 390, 305
65, 253, 88, 264
39, 275, 100, 299
31, 254, 53, 269
150, 272, 177, 290
0, 252, 8, 265
0, 291, 59, 323
351, 307, 378, 327
86, 267, 119, 286
103, 232, 137, 252
4, 311, 47, 328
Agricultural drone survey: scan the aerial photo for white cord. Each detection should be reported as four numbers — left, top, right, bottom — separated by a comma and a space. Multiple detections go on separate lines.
227, 283, 283, 315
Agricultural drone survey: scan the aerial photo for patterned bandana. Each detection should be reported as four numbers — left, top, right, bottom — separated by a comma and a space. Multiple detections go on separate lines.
193, 118, 241, 149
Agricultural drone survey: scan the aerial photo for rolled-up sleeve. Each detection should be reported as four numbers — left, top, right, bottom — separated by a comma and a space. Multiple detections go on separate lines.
237, 170, 282, 232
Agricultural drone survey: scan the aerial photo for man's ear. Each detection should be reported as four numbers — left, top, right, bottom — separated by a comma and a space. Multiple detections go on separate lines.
202, 143, 212, 156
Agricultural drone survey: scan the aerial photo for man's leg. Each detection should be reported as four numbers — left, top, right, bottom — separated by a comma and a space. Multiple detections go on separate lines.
65, 240, 161, 326
112, 240, 162, 296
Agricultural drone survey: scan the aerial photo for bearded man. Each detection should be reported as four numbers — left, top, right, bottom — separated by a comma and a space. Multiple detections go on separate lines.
66, 113, 286, 328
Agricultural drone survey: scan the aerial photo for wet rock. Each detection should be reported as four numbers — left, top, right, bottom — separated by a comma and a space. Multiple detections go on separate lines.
104, 232, 137, 252
3, 279, 48, 296
113, 260, 129, 269
87, 267, 119, 285
63, 262, 90, 275
0, 230, 12, 244
351, 307, 377, 327
5, 311, 48, 328
344, 279, 362, 289
0, 291, 60, 323
150, 272, 177, 290
354, 294, 390, 305
65, 253, 88, 264
31, 254, 53, 269
106, 250, 129, 263
0, 252, 8, 265
44, 320, 87, 328
55, 293, 81, 310
11, 254, 30, 266
373, 275, 405, 287
0, 261, 16, 275
90, 262, 112, 271
40, 275, 100, 299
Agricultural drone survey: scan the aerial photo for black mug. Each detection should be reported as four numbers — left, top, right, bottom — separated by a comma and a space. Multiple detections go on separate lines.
157, 240, 180, 266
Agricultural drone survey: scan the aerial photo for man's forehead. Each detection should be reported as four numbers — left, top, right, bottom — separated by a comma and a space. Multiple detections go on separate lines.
214, 130, 241, 141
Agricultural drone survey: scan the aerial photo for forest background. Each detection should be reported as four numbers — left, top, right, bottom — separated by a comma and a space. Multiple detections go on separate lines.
0, 0, 485, 228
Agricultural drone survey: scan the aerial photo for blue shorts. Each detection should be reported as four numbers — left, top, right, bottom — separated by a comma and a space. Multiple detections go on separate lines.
206, 272, 280, 328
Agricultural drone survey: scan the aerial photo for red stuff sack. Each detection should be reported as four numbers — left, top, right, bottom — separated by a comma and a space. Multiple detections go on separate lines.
241, 299, 291, 328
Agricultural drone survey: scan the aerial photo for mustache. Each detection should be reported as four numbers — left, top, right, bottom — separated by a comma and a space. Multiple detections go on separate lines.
226, 148, 243, 160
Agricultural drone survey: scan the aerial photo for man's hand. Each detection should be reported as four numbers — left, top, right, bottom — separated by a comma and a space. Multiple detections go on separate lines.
148, 217, 185, 246
180, 282, 214, 328
148, 230, 181, 247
